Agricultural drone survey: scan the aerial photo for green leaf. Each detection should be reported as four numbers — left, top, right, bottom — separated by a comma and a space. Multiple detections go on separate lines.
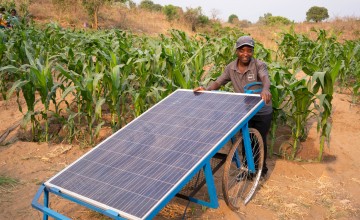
24, 43, 35, 66
0, 65, 19, 73
95, 98, 106, 119
21, 111, 33, 129
311, 71, 325, 89
329, 60, 341, 82
94, 121, 105, 138
62, 86, 78, 99
6, 80, 29, 100
173, 68, 187, 89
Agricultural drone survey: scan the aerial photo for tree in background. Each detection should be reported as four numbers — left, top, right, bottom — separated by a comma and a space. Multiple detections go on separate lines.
237, 19, 252, 28
126, 0, 136, 9
227, 14, 252, 27
198, 14, 209, 26
82, 0, 128, 29
114, 0, 135, 8
266, 16, 291, 25
228, 14, 238, 23
258, 13, 272, 24
163, 4, 179, 22
139, 0, 162, 12
184, 7, 209, 32
258, 13, 291, 25
306, 6, 329, 22
82, 0, 110, 29
210, 8, 220, 21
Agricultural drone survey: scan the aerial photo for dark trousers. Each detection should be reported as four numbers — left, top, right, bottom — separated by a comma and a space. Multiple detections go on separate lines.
248, 113, 272, 172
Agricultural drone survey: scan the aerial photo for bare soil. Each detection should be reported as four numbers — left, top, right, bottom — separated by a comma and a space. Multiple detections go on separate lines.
0, 91, 359, 220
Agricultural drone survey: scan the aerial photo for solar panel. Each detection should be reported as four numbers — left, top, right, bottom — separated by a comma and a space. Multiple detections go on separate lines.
45, 89, 263, 219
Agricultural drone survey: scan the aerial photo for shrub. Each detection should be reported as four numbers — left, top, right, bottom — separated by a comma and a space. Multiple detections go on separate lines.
163, 4, 178, 21
228, 14, 238, 23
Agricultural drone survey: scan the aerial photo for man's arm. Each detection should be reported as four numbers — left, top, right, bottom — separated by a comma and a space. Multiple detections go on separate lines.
194, 64, 232, 92
193, 81, 221, 92
260, 74, 271, 104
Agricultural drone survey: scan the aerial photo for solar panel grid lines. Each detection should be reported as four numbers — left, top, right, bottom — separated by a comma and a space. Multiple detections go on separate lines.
115, 125, 214, 159
45, 89, 264, 220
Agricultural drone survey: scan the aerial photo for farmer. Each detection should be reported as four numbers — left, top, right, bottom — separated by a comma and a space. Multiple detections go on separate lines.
7, 8, 19, 28
0, 7, 7, 29
194, 35, 272, 177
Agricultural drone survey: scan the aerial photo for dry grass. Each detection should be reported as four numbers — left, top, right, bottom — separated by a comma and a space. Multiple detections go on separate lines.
22, 0, 360, 45
100, 6, 192, 37
27, 0, 192, 36
29, 0, 87, 27
252, 175, 359, 219
241, 17, 360, 50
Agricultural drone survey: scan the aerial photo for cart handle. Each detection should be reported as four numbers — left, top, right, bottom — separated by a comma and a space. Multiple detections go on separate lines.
244, 82, 263, 94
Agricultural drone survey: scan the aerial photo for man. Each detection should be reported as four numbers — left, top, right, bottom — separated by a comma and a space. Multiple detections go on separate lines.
7, 9, 19, 28
0, 7, 7, 29
194, 35, 272, 177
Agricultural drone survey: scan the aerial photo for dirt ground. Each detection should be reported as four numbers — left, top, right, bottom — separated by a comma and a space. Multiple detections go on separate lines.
0, 91, 359, 220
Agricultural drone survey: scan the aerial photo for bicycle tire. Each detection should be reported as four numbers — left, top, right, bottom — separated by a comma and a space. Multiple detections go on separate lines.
222, 128, 264, 211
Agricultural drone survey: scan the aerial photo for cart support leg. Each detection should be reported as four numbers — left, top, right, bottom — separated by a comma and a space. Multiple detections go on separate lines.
43, 188, 49, 220
186, 161, 219, 208
242, 124, 255, 172
203, 161, 219, 208
32, 184, 71, 220
230, 136, 241, 168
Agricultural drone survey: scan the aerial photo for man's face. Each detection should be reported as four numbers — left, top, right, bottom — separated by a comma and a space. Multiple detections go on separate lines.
236, 46, 254, 64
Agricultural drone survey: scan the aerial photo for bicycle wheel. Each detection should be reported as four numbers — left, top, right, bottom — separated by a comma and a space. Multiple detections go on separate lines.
222, 128, 264, 211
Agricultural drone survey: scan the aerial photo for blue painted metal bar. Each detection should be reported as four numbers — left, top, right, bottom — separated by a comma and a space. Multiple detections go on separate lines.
32, 184, 127, 220
241, 125, 255, 172
230, 135, 241, 168
203, 160, 219, 208
184, 161, 219, 208
145, 157, 215, 219
43, 188, 49, 220
233, 147, 241, 168
31, 184, 71, 220
48, 187, 127, 220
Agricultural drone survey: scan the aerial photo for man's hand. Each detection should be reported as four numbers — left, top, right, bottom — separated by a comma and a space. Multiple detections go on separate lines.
260, 89, 272, 104
193, 86, 206, 92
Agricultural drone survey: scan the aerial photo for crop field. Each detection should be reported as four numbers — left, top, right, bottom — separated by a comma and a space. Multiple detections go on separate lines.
1, 24, 359, 159
1, 21, 360, 220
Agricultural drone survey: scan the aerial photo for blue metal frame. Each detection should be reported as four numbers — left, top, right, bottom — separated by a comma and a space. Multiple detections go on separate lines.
242, 124, 255, 172
32, 184, 127, 220
31, 90, 265, 220
179, 160, 219, 208
145, 158, 220, 219
230, 123, 255, 172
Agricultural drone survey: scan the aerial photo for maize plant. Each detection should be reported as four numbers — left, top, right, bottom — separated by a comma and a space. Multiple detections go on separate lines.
268, 63, 293, 157
310, 60, 341, 161
103, 52, 127, 130
286, 79, 316, 159
57, 63, 105, 145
